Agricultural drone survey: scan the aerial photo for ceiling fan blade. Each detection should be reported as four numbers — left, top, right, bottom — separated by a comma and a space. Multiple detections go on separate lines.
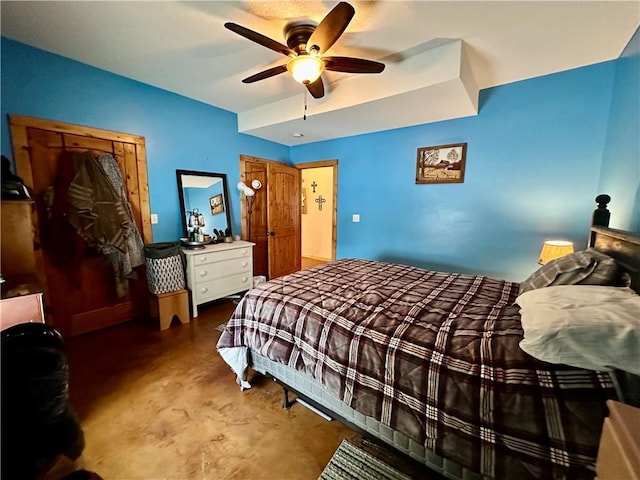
306, 2, 355, 55
323, 56, 385, 74
225, 22, 295, 57
242, 65, 288, 83
305, 77, 324, 99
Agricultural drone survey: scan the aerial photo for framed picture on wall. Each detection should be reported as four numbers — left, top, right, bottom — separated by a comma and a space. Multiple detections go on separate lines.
416, 142, 467, 184
210, 194, 224, 215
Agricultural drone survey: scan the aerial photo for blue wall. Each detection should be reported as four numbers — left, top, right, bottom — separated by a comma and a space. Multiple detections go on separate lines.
0, 38, 288, 241
2, 35, 637, 282
291, 62, 619, 281
599, 28, 640, 231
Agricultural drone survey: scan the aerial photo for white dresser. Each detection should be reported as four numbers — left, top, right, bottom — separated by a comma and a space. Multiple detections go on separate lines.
183, 241, 254, 317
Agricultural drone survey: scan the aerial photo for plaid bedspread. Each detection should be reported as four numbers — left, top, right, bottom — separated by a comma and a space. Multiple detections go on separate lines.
217, 259, 616, 479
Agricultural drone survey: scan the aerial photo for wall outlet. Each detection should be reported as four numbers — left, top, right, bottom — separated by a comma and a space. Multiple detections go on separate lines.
151, 213, 158, 224
352, 214, 360, 223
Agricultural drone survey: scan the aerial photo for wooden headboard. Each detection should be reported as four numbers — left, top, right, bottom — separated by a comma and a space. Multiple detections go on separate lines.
588, 193, 640, 293
588, 197, 640, 407
590, 226, 640, 292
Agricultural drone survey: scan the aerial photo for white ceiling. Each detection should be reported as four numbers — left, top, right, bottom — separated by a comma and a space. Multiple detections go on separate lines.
2, 1, 638, 146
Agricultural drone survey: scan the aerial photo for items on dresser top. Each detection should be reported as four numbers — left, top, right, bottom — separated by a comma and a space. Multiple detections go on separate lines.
183, 241, 254, 317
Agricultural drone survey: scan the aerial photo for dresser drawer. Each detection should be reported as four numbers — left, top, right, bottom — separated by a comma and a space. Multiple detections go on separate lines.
183, 241, 254, 317
192, 247, 252, 266
194, 257, 252, 281
195, 274, 253, 304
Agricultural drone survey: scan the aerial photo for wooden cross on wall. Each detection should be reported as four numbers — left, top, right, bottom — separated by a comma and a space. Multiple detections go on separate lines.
315, 195, 326, 211
311, 181, 318, 193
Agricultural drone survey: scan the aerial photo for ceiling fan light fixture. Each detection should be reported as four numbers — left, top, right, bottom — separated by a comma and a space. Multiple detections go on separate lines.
287, 55, 324, 84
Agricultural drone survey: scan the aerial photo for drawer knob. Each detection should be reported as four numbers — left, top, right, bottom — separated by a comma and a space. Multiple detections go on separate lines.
199, 270, 208, 277
241, 261, 248, 268
200, 287, 208, 294
242, 249, 248, 255
242, 276, 248, 283
199, 256, 207, 263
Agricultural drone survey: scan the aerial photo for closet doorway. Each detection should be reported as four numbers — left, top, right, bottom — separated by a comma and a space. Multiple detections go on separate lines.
296, 160, 337, 269
9, 115, 152, 337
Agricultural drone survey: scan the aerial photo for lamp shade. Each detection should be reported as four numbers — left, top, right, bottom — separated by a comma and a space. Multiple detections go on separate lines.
287, 55, 324, 84
538, 240, 574, 265
235, 181, 253, 196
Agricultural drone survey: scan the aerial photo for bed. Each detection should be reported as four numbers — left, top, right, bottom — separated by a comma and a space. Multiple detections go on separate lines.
217, 199, 640, 480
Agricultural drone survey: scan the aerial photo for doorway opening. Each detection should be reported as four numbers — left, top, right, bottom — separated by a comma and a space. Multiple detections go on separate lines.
296, 160, 338, 270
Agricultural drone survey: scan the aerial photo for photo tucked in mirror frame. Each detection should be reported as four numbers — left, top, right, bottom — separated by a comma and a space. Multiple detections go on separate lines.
176, 169, 232, 245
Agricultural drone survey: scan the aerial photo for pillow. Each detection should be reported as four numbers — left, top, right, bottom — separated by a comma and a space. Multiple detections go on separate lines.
516, 285, 640, 375
519, 249, 623, 295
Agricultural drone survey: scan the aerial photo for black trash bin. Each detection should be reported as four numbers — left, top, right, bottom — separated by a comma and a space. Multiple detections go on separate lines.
1, 323, 85, 479
143, 242, 185, 294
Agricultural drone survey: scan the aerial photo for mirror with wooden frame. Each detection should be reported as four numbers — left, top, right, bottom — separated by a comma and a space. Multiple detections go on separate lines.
176, 169, 232, 242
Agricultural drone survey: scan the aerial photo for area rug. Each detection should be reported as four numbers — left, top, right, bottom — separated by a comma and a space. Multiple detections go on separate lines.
319, 439, 413, 480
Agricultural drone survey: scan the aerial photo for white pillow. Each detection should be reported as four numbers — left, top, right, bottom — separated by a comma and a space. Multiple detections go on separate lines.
516, 285, 640, 375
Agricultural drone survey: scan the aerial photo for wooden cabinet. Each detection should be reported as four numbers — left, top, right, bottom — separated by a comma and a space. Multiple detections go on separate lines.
1, 199, 37, 278
183, 241, 254, 317
596, 400, 640, 479
1, 199, 47, 330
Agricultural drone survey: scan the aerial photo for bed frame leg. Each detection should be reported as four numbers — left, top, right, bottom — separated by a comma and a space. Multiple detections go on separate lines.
282, 387, 295, 410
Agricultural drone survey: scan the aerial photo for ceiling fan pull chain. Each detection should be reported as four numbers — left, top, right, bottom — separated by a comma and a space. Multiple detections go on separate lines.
304, 89, 308, 121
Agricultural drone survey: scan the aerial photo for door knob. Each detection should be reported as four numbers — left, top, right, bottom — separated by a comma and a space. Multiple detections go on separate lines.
267, 231, 275, 236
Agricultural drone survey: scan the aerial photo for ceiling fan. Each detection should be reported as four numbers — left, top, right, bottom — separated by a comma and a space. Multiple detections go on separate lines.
225, 1, 385, 99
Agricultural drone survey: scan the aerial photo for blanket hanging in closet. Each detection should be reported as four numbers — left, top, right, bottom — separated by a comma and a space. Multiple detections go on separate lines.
96, 153, 145, 297
66, 151, 141, 297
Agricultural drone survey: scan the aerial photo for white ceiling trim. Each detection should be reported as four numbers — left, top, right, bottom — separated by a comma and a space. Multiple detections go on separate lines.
239, 40, 480, 145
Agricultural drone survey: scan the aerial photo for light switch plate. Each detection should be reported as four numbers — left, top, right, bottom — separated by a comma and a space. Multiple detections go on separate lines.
151, 214, 158, 224
352, 214, 360, 223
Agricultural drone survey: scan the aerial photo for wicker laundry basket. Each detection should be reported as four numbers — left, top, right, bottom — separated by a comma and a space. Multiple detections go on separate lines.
143, 242, 185, 294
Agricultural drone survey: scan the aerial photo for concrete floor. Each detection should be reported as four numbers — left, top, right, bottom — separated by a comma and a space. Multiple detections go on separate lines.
64, 298, 441, 480
64, 299, 354, 479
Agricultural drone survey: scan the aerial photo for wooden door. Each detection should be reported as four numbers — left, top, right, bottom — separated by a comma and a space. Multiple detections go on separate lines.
267, 163, 301, 278
9, 115, 152, 337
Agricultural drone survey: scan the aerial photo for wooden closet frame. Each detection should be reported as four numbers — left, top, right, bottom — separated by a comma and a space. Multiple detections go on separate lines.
9, 114, 153, 303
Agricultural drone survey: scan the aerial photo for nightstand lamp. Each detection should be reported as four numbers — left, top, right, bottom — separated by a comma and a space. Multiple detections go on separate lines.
538, 240, 574, 265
